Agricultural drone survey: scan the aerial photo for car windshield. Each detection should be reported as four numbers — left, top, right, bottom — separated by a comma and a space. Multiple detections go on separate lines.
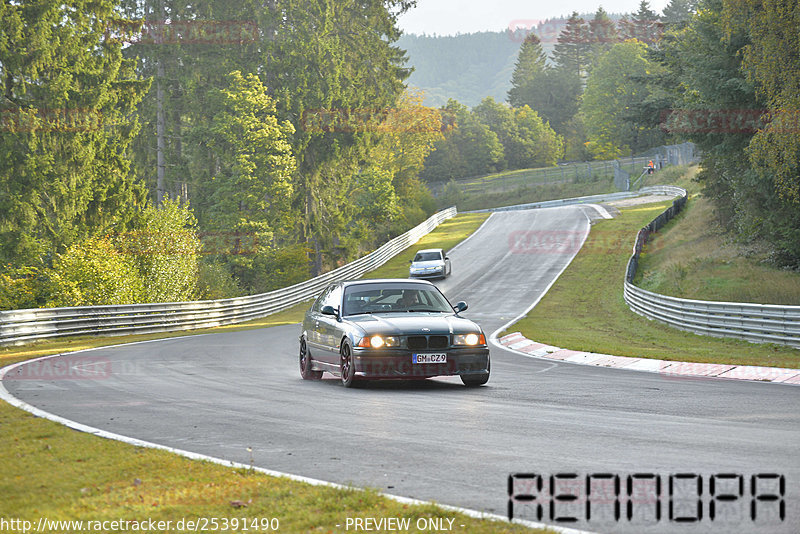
342, 283, 453, 316
413, 251, 442, 262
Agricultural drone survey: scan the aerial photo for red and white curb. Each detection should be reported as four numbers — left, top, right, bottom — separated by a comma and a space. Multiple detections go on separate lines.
497, 332, 800, 385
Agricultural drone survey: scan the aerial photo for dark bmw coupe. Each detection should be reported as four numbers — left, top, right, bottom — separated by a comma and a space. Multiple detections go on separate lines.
299, 279, 490, 387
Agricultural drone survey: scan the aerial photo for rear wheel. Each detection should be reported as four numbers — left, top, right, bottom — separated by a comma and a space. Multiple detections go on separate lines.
461, 358, 490, 387
299, 338, 322, 380
340, 339, 357, 388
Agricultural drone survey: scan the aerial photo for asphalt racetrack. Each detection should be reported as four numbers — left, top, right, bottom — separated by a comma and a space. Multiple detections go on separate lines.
5, 205, 800, 533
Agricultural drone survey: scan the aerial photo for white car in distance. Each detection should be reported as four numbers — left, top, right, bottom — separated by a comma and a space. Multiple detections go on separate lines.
409, 248, 451, 279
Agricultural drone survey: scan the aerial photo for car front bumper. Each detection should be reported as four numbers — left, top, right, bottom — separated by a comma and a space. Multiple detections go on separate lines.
408, 268, 444, 279
408, 272, 444, 279
352, 347, 490, 379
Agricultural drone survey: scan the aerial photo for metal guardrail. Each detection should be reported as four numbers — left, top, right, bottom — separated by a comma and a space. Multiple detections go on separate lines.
430, 156, 651, 197
0, 207, 457, 346
636, 185, 687, 197
623, 189, 800, 348
466, 186, 682, 214
466, 191, 636, 213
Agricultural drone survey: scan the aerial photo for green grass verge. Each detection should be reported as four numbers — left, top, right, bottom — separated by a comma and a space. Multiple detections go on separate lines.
362, 213, 490, 279
449, 158, 642, 191
453, 178, 617, 212
0, 402, 544, 533
509, 201, 800, 368
2, 211, 539, 533
437, 158, 658, 212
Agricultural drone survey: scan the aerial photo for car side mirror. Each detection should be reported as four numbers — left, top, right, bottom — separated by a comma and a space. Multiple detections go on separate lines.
453, 301, 468, 313
321, 305, 338, 317
445, 256, 450, 261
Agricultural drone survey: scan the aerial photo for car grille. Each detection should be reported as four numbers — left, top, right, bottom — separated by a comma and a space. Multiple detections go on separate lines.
407, 335, 449, 349
428, 335, 449, 349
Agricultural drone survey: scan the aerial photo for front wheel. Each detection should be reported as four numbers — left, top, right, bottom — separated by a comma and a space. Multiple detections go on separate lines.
461, 358, 490, 387
300, 338, 323, 380
339, 339, 357, 388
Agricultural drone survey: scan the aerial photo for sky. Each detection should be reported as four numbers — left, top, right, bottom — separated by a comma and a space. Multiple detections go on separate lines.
398, 0, 671, 36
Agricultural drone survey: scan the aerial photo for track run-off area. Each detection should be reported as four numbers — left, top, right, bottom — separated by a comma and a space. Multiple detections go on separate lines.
3, 204, 799, 534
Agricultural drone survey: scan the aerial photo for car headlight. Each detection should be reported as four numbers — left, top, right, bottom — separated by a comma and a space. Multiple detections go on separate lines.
453, 333, 485, 346
358, 335, 400, 348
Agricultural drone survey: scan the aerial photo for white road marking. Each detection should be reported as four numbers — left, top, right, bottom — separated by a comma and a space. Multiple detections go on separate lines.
0, 347, 596, 534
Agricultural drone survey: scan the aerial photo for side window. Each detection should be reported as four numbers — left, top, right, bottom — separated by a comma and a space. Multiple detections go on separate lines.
313, 286, 333, 312
321, 285, 342, 310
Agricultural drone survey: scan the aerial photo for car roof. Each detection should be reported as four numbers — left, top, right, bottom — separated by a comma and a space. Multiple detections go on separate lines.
340, 278, 435, 289
414, 248, 443, 254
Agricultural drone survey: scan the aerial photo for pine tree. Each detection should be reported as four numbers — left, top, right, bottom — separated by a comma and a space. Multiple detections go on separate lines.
552, 12, 592, 80
262, 0, 413, 273
658, 0, 764, 247
662, 0, 697, 28
631, 0, 662, 44
581, 41, 661, 158
588, 7, 619, 69
507, 34, 548, 108
618, 15, 635, 41
0, 0, 150, 266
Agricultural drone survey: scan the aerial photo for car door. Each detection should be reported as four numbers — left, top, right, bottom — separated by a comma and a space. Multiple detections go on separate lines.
317, 284, 344, 364
306, 285, 332, 354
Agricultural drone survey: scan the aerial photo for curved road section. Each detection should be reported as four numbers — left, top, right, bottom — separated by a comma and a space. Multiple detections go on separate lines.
4, 205, 800, 534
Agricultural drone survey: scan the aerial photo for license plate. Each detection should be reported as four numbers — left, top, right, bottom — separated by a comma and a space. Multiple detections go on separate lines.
413, 353, 447, 364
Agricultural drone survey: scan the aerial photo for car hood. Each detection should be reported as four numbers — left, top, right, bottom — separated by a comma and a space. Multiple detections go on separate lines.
347, 313, 480, 336
410, 260, 444, 268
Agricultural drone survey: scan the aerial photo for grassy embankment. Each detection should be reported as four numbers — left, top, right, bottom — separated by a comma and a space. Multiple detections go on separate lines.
510, 165, 800, 368
635, 199, 800, 305
438, 159, 653, 212
2, 212, 548, 534
454, 179, 616, 212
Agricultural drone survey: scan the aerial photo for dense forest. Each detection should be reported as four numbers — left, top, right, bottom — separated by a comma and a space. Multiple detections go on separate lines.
1, 0, 442, 309
1, 0, 798, 311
